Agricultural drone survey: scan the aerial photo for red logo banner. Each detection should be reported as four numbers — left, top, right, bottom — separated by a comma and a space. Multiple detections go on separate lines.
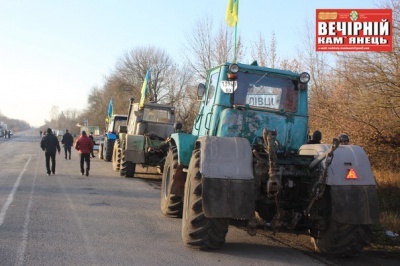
316, 9, 392, 52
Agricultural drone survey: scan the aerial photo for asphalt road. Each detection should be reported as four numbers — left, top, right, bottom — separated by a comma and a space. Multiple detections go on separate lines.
1, 129, 397, 266
0, 129, 327, 265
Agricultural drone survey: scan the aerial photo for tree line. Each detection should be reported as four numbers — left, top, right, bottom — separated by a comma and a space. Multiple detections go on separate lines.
43, 0, 398, 171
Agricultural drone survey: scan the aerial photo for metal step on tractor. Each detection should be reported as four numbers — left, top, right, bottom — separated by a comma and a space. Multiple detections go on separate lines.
112, 98, 180, 178
160, 62, 379, 256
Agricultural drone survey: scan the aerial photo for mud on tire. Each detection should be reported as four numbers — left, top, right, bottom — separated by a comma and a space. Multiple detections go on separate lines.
182, 150, 229, 250
160, 147, 183, 218
312, 188, 372, 257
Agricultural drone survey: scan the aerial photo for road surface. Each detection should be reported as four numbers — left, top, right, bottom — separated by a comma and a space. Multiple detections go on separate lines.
0, 129, 398, 265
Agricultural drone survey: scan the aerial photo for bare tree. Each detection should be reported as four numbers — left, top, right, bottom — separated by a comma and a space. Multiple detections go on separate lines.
250, 33, 268, 66
181, 15, 244, 81
116, 46, 175, 103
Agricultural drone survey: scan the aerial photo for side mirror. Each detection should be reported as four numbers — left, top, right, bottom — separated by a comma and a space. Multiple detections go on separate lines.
197, 83, 206, 101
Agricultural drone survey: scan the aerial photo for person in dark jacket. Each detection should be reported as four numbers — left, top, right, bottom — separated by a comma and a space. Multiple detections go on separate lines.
75, 130, 94, 176
338, 133, 350, 145
61, 129, 74, 160
307, 130, 322, 144
88, 132, 96, 158
40, 128, 61, 175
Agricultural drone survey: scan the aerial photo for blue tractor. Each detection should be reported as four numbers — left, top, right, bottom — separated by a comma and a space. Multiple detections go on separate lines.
99, 114, 128, 162
160, 62, 379, 256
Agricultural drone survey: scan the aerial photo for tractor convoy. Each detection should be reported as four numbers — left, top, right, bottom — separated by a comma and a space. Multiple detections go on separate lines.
101, 61, 378, 256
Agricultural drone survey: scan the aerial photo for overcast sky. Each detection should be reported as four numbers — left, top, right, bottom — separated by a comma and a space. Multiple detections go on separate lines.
0, 0, 378, 127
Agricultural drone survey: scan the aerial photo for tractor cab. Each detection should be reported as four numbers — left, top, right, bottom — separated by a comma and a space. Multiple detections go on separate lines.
193, 62, 310, 152
126, 101, 175, 140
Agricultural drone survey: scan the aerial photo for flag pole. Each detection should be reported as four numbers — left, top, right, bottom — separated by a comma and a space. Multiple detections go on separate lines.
234, 24, 237, 63
234, 0, 239, 63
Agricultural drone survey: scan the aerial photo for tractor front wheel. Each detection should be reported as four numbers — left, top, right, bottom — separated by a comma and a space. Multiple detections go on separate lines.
182, 150, 229, 250
119, 139, 136, 178
160, 147, 183, 218
112, 139, 121, 171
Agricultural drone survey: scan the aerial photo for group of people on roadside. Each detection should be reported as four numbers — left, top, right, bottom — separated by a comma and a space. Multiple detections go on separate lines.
307, 130, 350, 145
40, 128, 96, 177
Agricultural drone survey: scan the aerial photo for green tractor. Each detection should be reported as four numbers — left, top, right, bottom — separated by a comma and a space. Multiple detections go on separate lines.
160, 62, 379, 256
113, 98, 178, 178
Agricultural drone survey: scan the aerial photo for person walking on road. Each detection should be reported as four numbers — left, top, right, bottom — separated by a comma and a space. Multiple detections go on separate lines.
75, 130, 94, 176
40, 128, 61, 176
89, 132, 96, 158
61, 129, 74, 160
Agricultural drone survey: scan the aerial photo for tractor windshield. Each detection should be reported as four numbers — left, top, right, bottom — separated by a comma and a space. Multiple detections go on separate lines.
233, 72, 298, 112
109, 116, 127, 133
143, 108, 172, 123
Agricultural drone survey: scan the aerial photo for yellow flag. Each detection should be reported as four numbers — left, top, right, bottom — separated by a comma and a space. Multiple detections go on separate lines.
226, 0, 238, 27
139, 68, 151, 109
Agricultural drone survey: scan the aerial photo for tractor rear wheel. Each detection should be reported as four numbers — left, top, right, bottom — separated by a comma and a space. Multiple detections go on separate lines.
311, 188, 372, 256
182, 150, 229, 250
161, 147, 183, 218
104, 138, 115, 162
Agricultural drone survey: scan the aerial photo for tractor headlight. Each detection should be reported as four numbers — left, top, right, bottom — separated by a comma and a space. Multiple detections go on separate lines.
229, 63, 239, 73
299, 72, 310, 84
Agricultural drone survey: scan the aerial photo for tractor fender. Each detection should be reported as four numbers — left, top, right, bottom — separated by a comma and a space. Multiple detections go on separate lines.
329, 185, 379, 224
300, 144, 379, 224
299, 144, 376, 186
197, 136, 255, 219
124, 134, 145, 163
197, 136, 254, 180
170, 132, 198, 166
106, 133, 117, 140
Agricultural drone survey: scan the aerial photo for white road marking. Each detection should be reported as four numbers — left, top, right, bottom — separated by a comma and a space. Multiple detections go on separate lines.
0, 156, 32, 227
16, 154, 39, 266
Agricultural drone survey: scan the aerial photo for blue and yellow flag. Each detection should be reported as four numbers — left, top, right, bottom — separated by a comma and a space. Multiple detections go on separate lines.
226, 0, 238, 27
107, 98, 113, 118
139, 68, 151, 109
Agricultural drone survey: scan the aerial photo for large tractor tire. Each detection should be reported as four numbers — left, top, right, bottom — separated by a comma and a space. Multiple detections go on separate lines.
119, 139, 136, 178
103, 138, 115, 162
112, 139, 121, 171
182, 150, 229, 250
311, 188, 372, 256
160, 147, 183, 218
98, 143, 104, 159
